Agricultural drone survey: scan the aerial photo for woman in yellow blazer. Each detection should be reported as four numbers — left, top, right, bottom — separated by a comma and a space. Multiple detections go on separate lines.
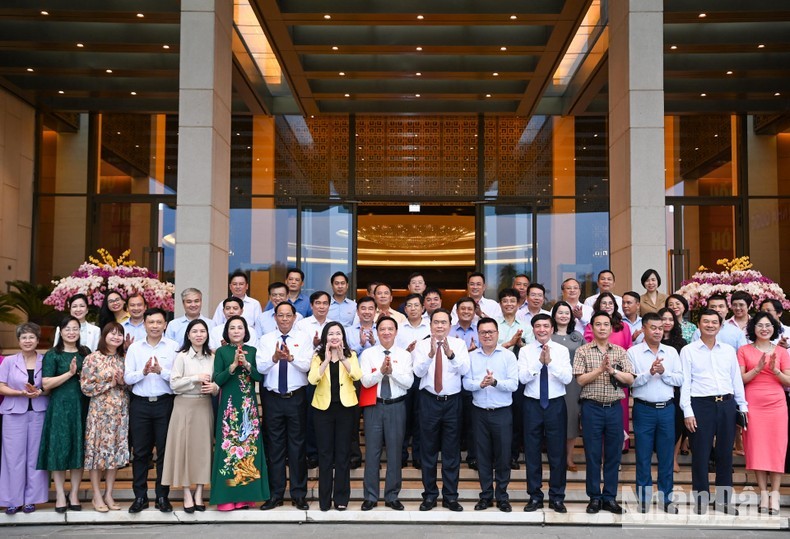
308, 321, 361, 511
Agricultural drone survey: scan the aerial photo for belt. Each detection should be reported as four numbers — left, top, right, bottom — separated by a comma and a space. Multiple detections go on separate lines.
422, 390, 458, 401
692, 394, 733, 403
268, 387, 305, 399
377, 395, 406, 405
525, 396, 564, 403
634, 398, 674, 409
475, 405, 508, 412
581, 398, 620, 408
132, 394, 173, 402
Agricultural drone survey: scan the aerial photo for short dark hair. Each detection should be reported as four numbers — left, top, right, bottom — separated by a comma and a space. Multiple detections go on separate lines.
477, 317, 498, 331
641, 312, 661, 325
143, 307, 167, 321
455, 296, 476, 310
316, 322, 352, 360
223, 315, 250, 344
374, 283, 392, 294
746, 311, 780, 342
229, 269, 249, 284
666, 294, 689, 314
699, 309, 722, 324
309, 290, 330, 304
561, 278, 580, 290
268, 281, 287, 294
708, 294, 727, 304
377, 315, 398, 331
403, 293, 424, 306
179, 318, 212, 356
530, 313, 555, 330
424, 287, 442, 298
126, 292, 147, 305
590, 310, 612, 325
286, 267, 305, 281
761, 298, 784, 314
598, 269, 615, 280
623, 291, 641, 302
468, 271, 485, 283
430, 308, 452, 323
223, 296, 244, 309
67, 293, 90, 309
640, 268, 661, 288
330, 271, 348, 284
408, 271, 425, 283
730, 290, 753, 308
97, 322, 126, 356
357, 296, 376, 308
527, 283, 545, 295
274, 301, 297, 316
514, 274, 530, 282
498, 287, 519, 301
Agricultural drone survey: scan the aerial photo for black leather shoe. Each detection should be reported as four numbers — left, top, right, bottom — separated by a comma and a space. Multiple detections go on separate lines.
385, 500, 405, 511
497, 500, 512, 513
548, 500, 567, 514
442, 499, 463, 512
412, 460, 422, 470
194, 504, 206, 512
419, 499, 436, 511
128, 497, 149, 514
474, 499, 493, 511
467, 459, 478, 470
586, 499, 601, 514
68, 503, 82, 511
183, 505, 195, 514
292, 497, 310, 510
664, 503, 679, 515
510, 458, 520, 470
155, 497, 173, 512
524, 499, 543, 512
306, 457, 319, 469
361, 500, 377, 511
601, 500, 624, 514
715, 503, 738, 516
54, 505, 67, 514
350, 458, 362, 470
260, 498, 283, 510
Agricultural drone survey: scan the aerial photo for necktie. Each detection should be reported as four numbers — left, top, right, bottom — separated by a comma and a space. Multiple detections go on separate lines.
539, 345, 549, 409
380, 350, 392, 399
278, 334, 288, 394
434, 341, 444, 394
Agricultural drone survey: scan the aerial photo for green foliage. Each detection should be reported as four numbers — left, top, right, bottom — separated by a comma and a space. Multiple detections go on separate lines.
0, 293, 21, 325
4, 280, 59, 325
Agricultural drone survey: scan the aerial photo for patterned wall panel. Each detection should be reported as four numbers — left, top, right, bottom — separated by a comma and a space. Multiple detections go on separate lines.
484, 116, 553, 197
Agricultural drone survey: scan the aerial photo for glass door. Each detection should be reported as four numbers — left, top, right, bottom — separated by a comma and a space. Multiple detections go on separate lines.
298, 203, 355, 293
479, 205, 535, 299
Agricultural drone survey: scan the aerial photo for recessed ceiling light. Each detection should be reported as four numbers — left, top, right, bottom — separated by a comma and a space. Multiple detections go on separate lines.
700, 93, 706, 97
323, 14, 331, 20
485, 94, 491, 97
758, 44, 765, 48
776, 92, 782, 96
416, 46, 422, 51
493, 72, 499, 76
77, 43, 84, 48
339, 72, 345, 76
510, 15, 517, 20
163, 44, 170, 49
58, 90, 64, 94
130, 91, 137, 95
310, 115, 315, 118
136, 13, 144, 18
415, 94, 420, 97
670, 45, 677, 50
726, 70, 733, 75
416, 72, 422, 76
417, 15, 424, 20
698, 13, 706, 18
331, 46, 338, 50
26, 68, 34, 72
500, 46, 507, 51
106, 69, 113, 73
344, 93, 350, 97
40, 10, 49, 15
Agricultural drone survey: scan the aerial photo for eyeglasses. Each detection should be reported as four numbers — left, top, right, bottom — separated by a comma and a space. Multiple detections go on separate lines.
108, 297, 124, 305
478, 330, 498, 336
755, 324, 774, 330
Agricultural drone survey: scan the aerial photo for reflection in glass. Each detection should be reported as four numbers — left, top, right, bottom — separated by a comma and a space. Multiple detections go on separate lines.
482, 206, 533, 299
301, 205, 353, 294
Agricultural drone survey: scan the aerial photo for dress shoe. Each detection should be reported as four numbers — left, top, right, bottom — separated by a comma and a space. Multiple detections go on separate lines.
419, 499, 436, 511
128, 497, 149, 514
664, 503, 679, 515
54, 505, 68, 514
155, 497, 173, 512
350, 458, 362, 470
194, 505, 206, 512
68, 503, 82, 511
306, 457, 319, 469
474, 499, 493, 511
361, 500, 377, 511
335, 504, 347, 511
260, 498, 283, 510
5, 506, 19, 515
586, 499, 601, 514
497, 500, 512, 513
183, 504, 195, 514
715, 503, 738, 516
548, 500, 567, 514
292, 497, 310, 510
385, 500, 404, 511
91, 499, 109, 513
601, 500, 624, 514
412, 460, 422, 470
510, 459, 520, 470
442, 499, 463, 512
467, 459, 478, 470
523, 499, 543, 512
22, 504, 36, 514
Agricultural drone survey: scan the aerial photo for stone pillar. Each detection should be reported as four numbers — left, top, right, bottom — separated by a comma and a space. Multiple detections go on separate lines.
608, 0, 668, 293
174, 0, 233, 316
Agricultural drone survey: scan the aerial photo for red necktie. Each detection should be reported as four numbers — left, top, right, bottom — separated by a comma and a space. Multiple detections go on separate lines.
434, 341, 444, 394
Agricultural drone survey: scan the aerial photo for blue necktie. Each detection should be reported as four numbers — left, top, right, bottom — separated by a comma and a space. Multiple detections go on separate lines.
539, 345, 549, 410
278, 334, 288, 394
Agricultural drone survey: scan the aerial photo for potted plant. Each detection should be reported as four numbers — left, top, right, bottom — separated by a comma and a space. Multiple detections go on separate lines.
5, 280, 60, 346
0, 293, 21, 326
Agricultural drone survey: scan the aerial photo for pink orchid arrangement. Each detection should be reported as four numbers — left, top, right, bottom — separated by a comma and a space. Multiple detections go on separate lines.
44, 248, 175, 311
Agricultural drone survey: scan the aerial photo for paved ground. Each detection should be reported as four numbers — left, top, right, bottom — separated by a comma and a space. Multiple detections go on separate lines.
0, 524, 783, 538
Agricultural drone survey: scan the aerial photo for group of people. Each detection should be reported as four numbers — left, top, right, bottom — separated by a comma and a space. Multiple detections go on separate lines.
0, 266, 788, 517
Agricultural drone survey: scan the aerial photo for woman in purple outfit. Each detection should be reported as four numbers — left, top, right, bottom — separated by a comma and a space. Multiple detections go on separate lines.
0, 323, 50, 515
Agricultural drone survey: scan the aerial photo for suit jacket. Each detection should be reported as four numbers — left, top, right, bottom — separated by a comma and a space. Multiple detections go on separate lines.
0, 352, 49, 414
308, 352, 362, 410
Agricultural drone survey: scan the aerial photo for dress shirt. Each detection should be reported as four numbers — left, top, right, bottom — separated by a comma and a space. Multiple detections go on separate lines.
725, 317, 748, 335
450, 323, 478, 349
208, 324, 259, 352
256, 309, 303, 336
169, 348, 215, 395
374, 308, 407, 325
451, 297, 502, 325
516, 308, 551, 326
295, 315, 332, 348
412, 335, 470, 396
623, 316, 644, 344
628, 342, 683, 403
496, 317, 528, 350
583, 293, 623, 312
463, 346, 519, 408
212, 295, 263, 330
55, 321, 100, 352
573, 342, 634, 403
518, 341, 573, 399
679, 339, 748, 418
328, 297, 357, 327
266, 293, 313, 318
359, 344, 414, 399
164, 315, 212, 346
346, 323, 377, 355
123, 337, 179, 397
395, 319, 431, 349
256, 328, 312, 393
691, 323, 748, 350
122, 318, 148, 343
567, 301, 593, 334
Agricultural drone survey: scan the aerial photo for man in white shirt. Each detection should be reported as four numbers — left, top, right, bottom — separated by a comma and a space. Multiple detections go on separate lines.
621, 291, 644, 344
691, 295, 748, 349
164, 288, 211, 346
583, 270, 623, 312
257, 282, 303, 335
211, 269, 263, 330
346, 296, 378, 355
295, 290, 333, 349
328, 271, 356, 326
397, 272, 427, 315
423, 288, 444, 322
451, 272, 501, 324
359, 316, 414, 511
681, 309, 748, 515
413, 309, 471, 512
519, 314, 573, 513
518, 283, 551, 325
124, 307, 179, 514
512, 274, 530, 318
561, 278, 592, 334
209, 297, 259, 350
373, 283, 407, 325
464, 317, 518, 513
397, 293, 431, 351
257, 302, 313, 511
628, 312, 683, 513
122, 293, 148, 345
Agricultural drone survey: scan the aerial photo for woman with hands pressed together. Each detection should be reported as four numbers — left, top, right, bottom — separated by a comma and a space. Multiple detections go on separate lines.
38, 316, 89, 513
163, 319, 218, 513
80, 322, 129, 512
211, 316, 269, 511
738, 312, 790, 515
0, 324, 49, 515
308, 322, 362, 511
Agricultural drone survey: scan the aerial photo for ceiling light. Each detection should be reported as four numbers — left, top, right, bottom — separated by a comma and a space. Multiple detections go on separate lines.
163, 44, 170, 49
500, 46, 507, 51
493, 72, 499, 76
726, 70, 733, 75
776, 92, 782, 96
417, 15, 424, 20
416, 72, 422, 76
758, 44, 765, 48
510, 15, 517, 20
700, 93, 706, 96
485, 94, 491, 97
40, 10, 49, 15
106, 69, 113, 73
344, 93, 350, 97
58, 90, 64, 94
670, 45, 677, 50
323, 14, 331, 19
26, 68, 34, 72
77, 43, 84, 48
136, 13, 144, 18
698, 13, 706, 18
415, 94, 420, 97
339, 72, 345, 76
310, 115, 315, 118
416, 46, 422, 51
130, 91, 137, 95
331, 46, 338, 50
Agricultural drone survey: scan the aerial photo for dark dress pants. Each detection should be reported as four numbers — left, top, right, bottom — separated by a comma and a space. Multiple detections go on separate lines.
580, 399, 623, 501
688, 396, 736, 504
313, 402, 356, 510
402, 376, 422, 464
523, 397, 567, 503
419, 391, 461, 502
129, 395, 174, 500
510, 382, 526, 462
461, 389, 476, 462
474, 406, 512, 502
263, 388, 308, 500
633, 401, 675, 505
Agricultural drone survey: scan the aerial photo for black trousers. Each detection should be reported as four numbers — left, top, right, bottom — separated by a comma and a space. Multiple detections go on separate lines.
689, 396, 736, 500
473, 406, 512, 502
419, 391, 461, 502
461, 389, 476, 461
510, 382, 526, 461
263, 388, 308, 500
314, 402, 356, 510
524, 397, 567, 503
129, 395, 174, 499
402, 376, 422, 463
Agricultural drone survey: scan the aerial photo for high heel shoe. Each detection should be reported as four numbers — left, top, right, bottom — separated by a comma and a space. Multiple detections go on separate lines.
183, 504, 195, 514
194, 504, 206, 512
